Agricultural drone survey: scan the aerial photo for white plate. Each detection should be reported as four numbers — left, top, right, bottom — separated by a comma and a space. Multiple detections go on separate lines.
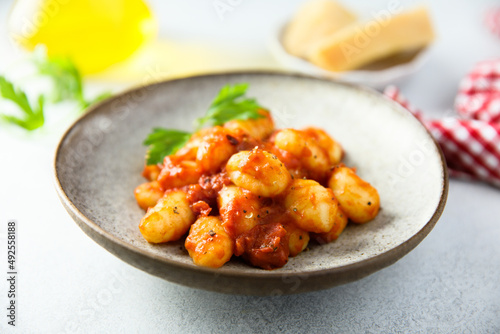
269, 22, 432, 89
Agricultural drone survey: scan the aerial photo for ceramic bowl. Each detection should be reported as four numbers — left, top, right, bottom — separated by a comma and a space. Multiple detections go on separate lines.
54, 72, 447, 295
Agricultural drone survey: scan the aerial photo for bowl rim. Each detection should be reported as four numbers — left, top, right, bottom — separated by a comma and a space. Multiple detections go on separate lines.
53, 71, 448, 288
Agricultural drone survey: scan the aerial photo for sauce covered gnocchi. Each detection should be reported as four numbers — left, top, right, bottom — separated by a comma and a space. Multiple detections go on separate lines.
135, 104, 380, 270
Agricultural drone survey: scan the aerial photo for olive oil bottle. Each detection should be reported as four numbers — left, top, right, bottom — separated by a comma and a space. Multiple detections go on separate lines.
8, 0, 157, 74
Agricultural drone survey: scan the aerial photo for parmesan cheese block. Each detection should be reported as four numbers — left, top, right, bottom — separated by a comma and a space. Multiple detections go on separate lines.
308, 6, 435, 72
283, 0, 357, 58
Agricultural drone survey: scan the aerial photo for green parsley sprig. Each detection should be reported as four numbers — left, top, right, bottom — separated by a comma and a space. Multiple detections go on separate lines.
0, 47, 111, 131
34, 53, 84, 105
144, 83, 265, 165
33, 50, 112, 108
143, 129, 192, 166
0, 76, 45, 131
195, 83, 262, 130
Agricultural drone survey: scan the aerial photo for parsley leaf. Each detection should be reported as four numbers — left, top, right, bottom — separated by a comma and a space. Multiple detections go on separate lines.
0, 47, 112, 132
196, 83, 264, 130
143, 128, 192, 165
143, 83, 266, 165
34, 53, 85, 105
0, 76, 44, 131
33, 49, 111, 108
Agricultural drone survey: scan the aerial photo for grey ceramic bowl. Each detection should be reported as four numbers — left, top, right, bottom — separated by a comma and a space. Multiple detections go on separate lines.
54, 72, 448, 295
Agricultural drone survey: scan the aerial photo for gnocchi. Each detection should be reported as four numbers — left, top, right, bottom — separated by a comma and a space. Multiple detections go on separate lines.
139, 190, 195, 243
226, 149, 291, 197
185, 216, 233, 268
272, 128, 331, 181
302, 127, 343, 165
135, 90, 380, 270
312, 207, 348, 244
284, 223, 310, 257
283, 179, 339, 234
134, 181, 164, 210
157, 157, 202, 190
328, 165, 380, 223
217, 185, 261, 238
224, 109, 274, 141
195, 126, 239, 173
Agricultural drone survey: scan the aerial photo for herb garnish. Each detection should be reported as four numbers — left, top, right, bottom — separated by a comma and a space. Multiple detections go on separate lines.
0, 76, 45, 131
33, 51, 111, 108
143, 83, 265, 165
0, 47, 111, 131
143, 129, 192, 166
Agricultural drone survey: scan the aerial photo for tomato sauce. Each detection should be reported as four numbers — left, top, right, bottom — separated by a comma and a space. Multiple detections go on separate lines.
186, 172, 232, 214
138, 123, 353, 269
235, 222, 289, 270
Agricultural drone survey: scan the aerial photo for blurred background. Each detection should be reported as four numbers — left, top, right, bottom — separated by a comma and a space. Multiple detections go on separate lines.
1, 1, 500, 333
1, 0, 499, 114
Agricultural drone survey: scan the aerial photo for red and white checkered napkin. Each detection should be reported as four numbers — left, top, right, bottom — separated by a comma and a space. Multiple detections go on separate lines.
455, 59, 500, 122
384, 59, 500, 187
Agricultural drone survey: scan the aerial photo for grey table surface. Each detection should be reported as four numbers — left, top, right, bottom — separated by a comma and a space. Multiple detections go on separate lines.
0, 0, 499, 333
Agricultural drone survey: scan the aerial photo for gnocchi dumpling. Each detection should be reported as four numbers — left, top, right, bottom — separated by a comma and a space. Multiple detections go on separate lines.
283, 179, 339, 233
134, 181, 164, 211
217, 185, 261, 238
157, 157, 202, 190
328, 166, 380, 223
226, 149, 291, 197
195, 126, 239, 173
141, 165, 161, 182
139, 190, 195, 243
273, 128, 331, 181
302, 127, 343, 165
312, 206, 348, 244
224, 109, 274, 141
185, 216, 233, 268
285, 223, 310, 257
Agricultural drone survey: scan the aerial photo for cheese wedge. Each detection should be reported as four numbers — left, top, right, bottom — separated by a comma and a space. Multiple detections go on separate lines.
308, 6, 435, 72
283, 0, 357, 58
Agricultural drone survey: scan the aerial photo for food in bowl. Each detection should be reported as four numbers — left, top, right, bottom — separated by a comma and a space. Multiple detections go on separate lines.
283, 0, 435, 72
134, 83, 380, 269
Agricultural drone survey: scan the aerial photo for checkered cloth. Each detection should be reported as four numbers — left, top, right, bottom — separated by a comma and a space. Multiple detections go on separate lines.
455, 59, 500, 122
485, 7, 500, 38
384, 60, 500, 187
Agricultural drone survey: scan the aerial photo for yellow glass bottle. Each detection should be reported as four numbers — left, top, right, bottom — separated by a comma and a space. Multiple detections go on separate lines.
8, 0, 157, 74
